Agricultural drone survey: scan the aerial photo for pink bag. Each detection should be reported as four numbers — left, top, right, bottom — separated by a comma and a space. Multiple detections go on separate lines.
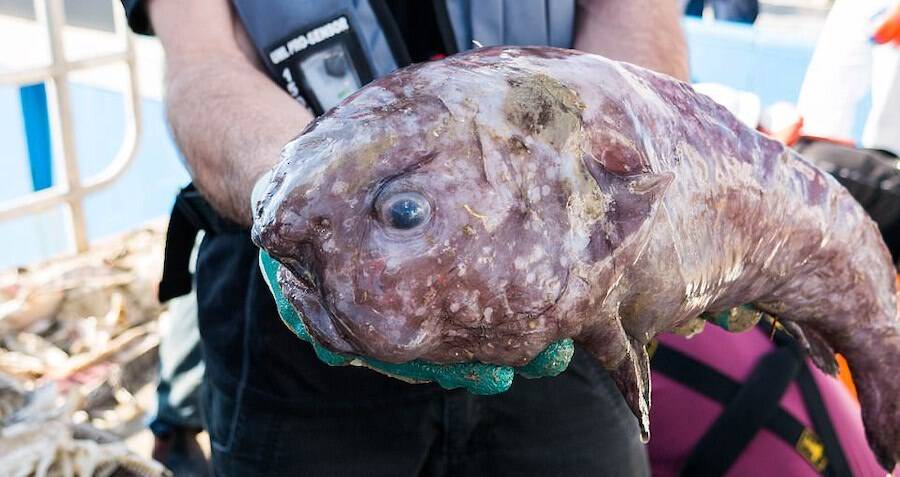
648, 324, 891, 476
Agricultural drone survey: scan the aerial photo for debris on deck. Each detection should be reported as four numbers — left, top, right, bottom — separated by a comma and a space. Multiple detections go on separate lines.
0, 224, 170, 476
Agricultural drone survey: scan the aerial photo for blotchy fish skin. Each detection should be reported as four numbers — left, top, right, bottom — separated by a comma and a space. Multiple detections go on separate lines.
252, 47, 900, 469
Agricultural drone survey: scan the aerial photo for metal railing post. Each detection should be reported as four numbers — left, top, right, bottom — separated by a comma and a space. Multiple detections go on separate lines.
0, 0, 142, 256
38, 0, 89, 252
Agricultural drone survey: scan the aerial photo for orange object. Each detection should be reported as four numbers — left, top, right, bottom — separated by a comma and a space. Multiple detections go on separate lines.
836, 274, 900, 401
760, 116, 804, 146
872, 5, 900, 45
835, 353, 858, 401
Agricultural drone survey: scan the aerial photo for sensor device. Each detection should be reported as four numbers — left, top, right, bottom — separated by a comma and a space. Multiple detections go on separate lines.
266, 16, 373, 114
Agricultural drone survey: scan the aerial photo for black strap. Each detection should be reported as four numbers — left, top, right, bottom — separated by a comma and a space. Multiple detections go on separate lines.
158, 183, 245, 302
797, 363, 852, 477
431, 0, 459, 54
761, 322, 851, 477
369, 0, 413, 67
158, 191, 199, 302
651, 346, 808, 453
676, 345, 802, 476
172, 183, 245, 235
653, 331, 852, 476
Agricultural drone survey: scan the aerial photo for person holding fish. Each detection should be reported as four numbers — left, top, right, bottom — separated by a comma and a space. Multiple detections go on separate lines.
122, 0, 688, 475
251, 41, 900, 475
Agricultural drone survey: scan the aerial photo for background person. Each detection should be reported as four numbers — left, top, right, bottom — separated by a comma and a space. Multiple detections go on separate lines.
797, 0, 900, 157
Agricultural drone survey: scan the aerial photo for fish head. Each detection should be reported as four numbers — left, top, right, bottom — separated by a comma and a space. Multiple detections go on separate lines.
253, 48, 672, 366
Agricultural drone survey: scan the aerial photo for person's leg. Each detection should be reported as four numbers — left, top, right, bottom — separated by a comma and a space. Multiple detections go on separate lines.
153, 290, 205, 431
452, 349, 650, 477
710, 0, 759, 23
150, 290, 209, 475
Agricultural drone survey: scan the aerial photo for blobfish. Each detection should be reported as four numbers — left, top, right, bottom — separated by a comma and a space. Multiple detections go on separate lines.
252, 47, 900, 469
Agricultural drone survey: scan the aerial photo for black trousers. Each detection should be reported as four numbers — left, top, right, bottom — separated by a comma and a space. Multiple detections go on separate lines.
203, 351, 648, 477
196, 233, 649, 477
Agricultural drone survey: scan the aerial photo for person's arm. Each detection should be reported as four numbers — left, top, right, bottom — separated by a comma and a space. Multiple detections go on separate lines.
573, 0, 689, 81
146, 0, 313, 225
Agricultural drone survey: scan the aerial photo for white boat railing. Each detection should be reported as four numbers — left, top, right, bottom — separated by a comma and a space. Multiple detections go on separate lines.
0, 0, 141, 253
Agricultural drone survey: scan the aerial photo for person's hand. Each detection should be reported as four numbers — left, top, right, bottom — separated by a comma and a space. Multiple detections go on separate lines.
872, 4, 900, 46
258, 250, 575, 394
252, 174, 575, 394
758, 102, 804, 147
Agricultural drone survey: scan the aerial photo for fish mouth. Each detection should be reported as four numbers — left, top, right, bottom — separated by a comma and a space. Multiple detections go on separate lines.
279, 264, 357, 355
423, 269, 573, 366
281, 264, 574, 366
275, 241, 356, 354
279, 264, 431, 363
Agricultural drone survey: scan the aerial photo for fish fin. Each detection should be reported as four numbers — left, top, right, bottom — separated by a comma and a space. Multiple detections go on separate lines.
671, 317, 706, 338
625, 172, 675, 197
584, 99, 652, 177
587, 171, 674, 264
782, 321, 839, 375
704, 306, 763, 333
803, 327, 839, 376
608, 336, 652, 443
579, 323, 652, 441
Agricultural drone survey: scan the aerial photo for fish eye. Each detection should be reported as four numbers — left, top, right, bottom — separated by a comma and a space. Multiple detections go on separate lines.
379, 192, 432, 230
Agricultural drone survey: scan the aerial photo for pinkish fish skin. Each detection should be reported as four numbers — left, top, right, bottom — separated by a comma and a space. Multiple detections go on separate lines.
252, 47, 900, 469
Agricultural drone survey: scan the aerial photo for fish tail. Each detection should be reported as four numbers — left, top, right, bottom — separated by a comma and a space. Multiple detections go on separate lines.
846, 323, 900, 470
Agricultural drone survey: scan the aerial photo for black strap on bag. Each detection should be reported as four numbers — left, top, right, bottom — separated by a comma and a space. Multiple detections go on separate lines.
672, 345, 802, 476
796, 363, 852, 477
158, 183, 245, 303
651, 325, 850, 477
761, 324, 851, 477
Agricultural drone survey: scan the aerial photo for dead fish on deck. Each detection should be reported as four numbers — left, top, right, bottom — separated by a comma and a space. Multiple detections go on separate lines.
252, 47, 900, 469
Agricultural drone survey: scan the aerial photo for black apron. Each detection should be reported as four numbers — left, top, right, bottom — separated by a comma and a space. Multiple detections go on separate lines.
154, 3, 650, 474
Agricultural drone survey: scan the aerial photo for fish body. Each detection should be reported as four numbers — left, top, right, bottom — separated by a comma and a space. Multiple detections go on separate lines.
253, 47, 899, 468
